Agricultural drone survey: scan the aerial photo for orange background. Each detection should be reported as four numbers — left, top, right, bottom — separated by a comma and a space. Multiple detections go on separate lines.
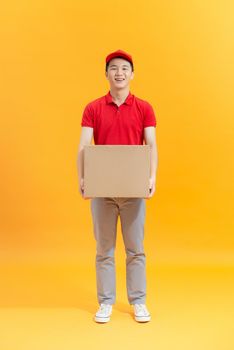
0, 1, 233, 349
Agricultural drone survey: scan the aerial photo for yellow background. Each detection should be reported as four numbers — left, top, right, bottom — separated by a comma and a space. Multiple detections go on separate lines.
0, 0, 233, 349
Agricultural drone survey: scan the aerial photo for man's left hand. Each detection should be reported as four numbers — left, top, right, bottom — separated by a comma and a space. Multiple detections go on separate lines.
146, 177, 156, 199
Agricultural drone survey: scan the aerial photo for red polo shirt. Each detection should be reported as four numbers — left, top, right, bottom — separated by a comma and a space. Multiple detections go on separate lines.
81, 90, 157, 145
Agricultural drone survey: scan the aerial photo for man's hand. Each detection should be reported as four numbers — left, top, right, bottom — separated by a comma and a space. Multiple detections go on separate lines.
79, 178, 84, 197
145, 177, 156, 199
79, 178, 91, 200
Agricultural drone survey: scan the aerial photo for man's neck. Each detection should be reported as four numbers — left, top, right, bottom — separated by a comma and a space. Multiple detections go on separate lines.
109, 88, 130, 105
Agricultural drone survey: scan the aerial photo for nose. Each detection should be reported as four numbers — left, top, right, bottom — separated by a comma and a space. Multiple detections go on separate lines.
115, 68, 124, 75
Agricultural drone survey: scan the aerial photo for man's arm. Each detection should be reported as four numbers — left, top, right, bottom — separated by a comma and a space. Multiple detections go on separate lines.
77, 127, 93, 198
144, 126, 158, 198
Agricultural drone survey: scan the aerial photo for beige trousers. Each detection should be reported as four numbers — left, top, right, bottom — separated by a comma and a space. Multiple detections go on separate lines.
90, 197, 146, 305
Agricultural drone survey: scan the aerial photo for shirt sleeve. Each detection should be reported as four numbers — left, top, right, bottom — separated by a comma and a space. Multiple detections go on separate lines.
143, 102, 157, 128
81, 103, 94, 128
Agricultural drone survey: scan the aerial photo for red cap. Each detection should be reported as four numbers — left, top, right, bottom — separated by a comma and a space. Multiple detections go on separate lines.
105, 49, 133, 65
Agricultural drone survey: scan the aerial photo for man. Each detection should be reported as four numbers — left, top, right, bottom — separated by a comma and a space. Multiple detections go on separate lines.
77, 49, 158, 323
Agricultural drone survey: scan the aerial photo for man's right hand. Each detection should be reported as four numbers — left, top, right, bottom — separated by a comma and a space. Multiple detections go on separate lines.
79, 178, 85, 198
79, 178, 91, 200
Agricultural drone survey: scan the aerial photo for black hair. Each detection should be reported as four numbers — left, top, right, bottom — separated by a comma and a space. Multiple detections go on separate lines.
105, 56, 134, 72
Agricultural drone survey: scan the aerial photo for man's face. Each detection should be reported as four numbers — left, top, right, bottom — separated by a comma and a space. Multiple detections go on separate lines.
105, 58, 134, 90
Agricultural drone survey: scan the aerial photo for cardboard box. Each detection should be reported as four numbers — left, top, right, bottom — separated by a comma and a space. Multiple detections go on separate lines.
83, 145, 150, 198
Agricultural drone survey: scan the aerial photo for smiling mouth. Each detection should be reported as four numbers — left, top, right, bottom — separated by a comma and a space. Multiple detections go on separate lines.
115, 79, 125, 81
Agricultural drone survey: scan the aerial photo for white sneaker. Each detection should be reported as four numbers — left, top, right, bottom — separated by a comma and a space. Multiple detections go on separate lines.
133, 304, 151, 322
94, 303, 112, 323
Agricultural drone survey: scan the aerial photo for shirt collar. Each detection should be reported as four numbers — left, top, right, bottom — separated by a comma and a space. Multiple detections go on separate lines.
105, 90, 133, 106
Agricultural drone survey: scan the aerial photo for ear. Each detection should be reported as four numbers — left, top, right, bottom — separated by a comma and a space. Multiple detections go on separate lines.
130, 71, 134, 80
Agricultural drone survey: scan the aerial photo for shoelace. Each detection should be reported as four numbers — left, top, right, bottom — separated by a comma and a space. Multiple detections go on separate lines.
99, 304, 111, 314
135, 304, 149, 315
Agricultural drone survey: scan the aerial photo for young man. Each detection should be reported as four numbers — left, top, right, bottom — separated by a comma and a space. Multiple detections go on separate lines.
77, 49, 158, 323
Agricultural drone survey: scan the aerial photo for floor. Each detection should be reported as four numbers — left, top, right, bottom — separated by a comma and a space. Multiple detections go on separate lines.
0, 263, 233, 350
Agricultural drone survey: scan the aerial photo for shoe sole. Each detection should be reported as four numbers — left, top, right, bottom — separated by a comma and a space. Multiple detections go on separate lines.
135, 315, 151, 322
94, 316, 111, 323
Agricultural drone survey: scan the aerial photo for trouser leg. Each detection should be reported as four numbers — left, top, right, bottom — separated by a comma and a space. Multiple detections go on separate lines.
119, 198, 146, 305
91, 197, 119, 305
